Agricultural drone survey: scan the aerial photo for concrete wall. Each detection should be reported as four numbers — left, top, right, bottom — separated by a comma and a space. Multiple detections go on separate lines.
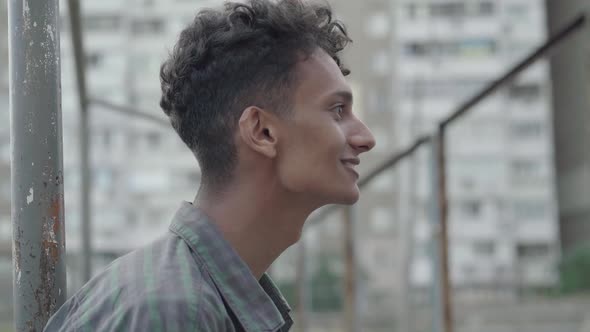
545, 0, 590, 252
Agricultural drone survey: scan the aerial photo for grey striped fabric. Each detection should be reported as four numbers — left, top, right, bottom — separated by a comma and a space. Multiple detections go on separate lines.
44, 202, 293, 332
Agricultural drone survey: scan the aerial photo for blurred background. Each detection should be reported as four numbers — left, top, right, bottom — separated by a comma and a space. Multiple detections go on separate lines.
1, 0, 590, 331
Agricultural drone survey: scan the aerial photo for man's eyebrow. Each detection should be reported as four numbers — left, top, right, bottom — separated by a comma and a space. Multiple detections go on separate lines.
329, 90, 353, 103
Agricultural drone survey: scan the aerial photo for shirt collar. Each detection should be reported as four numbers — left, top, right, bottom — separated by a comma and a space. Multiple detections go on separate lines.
169, 201, 292, 332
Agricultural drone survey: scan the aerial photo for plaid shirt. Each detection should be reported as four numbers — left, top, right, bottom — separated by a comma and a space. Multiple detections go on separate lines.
44, 202, 293, 332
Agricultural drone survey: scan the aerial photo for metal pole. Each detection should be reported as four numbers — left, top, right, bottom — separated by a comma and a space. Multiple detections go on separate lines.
428, 137, 443, 332
295, 236, 308, 332
343, 205, 360, 332
436, 129, 453, 332
67, 0, 92, 283
9, 0, 67, 330
398, 151, 420, 332
398, 77, 425, 332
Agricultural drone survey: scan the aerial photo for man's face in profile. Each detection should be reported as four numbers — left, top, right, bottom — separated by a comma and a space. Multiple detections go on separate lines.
274, 49, 376, 205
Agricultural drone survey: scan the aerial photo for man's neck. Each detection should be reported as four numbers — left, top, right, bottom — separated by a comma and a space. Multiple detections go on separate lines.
194, 181, 315, 279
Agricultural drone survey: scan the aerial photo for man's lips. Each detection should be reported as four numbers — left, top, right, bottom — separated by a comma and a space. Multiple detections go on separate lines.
341, 158, 360, 177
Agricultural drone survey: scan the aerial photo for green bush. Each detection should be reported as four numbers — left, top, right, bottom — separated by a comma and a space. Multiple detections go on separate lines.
559, 244, 590, 294
275, 254, 344, 312
310, 256, 343, 312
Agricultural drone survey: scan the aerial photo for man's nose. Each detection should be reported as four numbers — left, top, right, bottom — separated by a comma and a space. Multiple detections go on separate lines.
349, 117, 376, 153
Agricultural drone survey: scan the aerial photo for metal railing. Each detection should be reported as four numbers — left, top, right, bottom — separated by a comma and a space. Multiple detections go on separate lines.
7, 0, 587, 329
293, 13, 587, 332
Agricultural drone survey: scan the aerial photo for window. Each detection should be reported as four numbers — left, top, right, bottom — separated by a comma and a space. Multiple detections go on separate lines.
473, 241, 495, 256
146, 131, 161, 147
459, 199, 482, 218
401, 79, 487, 99
374, 247, 390, 266
366, 86, 391, 114
406, 4, 417, 19
127, 132, 139, 151
509, 83, 540, 101
102, 128, 112, 148
510, 122, 543, 139
458, 39, 496, 57
513, 201, 548, 220
84, 15, 121, 32
126, 210, 138, 227
131, 18, 164, 35
403, 38, 496, 58
511, 159, 541, 177
369, 172, 395, 192
517, 243, 550, 258
94, 168, 114, 191
478, 2, 494, 16
85, 52, 103, 68
371, 51, 390, 75
507, 4, 528, 18
371, 207, 395, 233
430, 2, 465, 18
422, 1, 494, 19
404, 3, 431, 20
461, 264, 476, 278
404, 42, 429, 56
365, 13, 390, 39
369, 129, 388, 153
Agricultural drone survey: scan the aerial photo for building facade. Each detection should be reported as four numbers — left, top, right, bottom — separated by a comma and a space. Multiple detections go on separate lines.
395, 0, 559, 291
274, 2, 561, 328
58, 0, 218, 285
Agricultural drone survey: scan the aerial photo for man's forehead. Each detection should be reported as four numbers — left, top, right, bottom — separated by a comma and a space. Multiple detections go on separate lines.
294, 50, 352, 99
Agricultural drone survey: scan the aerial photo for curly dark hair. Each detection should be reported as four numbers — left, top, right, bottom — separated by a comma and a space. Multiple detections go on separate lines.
159, 0, 351, 188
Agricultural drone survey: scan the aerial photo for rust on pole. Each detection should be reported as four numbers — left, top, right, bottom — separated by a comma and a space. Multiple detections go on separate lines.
435, 129, 453, 332
8, 0, 67, 330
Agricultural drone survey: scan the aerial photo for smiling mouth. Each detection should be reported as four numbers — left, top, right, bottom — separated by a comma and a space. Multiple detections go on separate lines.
341, 159, 360, 178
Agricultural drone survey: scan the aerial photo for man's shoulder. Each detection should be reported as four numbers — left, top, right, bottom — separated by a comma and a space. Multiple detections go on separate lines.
44, 235, 231, 331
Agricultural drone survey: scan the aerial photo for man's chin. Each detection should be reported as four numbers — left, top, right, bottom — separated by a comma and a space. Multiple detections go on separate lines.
333, 187, 360, 205
311, 186, 360, 207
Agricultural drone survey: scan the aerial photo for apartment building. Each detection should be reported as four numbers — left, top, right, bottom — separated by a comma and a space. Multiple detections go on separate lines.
395, 0, 559, 290
59, 0, 218, 282
1, 0, 560, 314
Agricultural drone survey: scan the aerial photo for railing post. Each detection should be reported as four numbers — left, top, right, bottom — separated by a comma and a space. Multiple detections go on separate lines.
428, 136, 443, 332
343, 204, 360, 332
436, 128, 453, 332
398, 150, 420, 332
9, 0, 67, 330
429, 132, 453, 332
67, 0, 92, 283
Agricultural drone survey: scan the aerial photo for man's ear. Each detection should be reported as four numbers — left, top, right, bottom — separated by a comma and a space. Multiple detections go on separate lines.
238, 106, 278, 158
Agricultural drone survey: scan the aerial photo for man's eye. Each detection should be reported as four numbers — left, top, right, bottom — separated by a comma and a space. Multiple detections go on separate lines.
334, 105, 344, 118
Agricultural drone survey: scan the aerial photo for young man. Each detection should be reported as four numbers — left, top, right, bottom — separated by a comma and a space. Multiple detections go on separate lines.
45, 0, 375, 331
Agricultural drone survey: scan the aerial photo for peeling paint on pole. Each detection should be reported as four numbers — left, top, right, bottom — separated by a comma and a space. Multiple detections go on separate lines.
9, 0, 67, 331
